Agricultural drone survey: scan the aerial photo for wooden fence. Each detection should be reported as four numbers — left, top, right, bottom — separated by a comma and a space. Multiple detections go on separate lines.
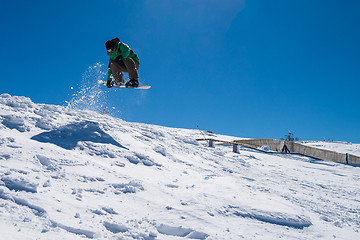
196, 138, 360, 165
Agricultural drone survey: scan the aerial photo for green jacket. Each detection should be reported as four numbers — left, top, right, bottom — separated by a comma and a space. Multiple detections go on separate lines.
107, 42, 140, 81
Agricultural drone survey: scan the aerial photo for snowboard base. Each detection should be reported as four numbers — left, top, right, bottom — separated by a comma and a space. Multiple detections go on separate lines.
101, 81, 151, 90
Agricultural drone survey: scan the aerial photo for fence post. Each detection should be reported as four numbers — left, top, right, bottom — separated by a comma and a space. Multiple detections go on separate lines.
233, 143, 240, 153
282, 141, 291, 153
209, 139, 215, 148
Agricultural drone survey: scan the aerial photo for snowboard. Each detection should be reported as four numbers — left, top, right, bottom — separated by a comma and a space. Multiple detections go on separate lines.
101, 81, 151, 90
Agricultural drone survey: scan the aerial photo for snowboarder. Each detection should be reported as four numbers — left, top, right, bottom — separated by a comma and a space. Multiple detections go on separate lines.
105, 38, 140, 88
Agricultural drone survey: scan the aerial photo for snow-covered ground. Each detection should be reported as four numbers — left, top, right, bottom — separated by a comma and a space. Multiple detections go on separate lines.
0, 94, 359, 239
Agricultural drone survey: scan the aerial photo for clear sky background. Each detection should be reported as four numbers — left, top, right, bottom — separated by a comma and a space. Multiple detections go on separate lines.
1, 0, 359, 142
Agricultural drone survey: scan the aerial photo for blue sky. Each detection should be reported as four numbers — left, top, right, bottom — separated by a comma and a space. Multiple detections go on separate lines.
1, 0, 359, 142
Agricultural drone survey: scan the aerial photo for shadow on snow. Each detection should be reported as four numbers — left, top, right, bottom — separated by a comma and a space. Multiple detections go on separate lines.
31, 121, 128, 150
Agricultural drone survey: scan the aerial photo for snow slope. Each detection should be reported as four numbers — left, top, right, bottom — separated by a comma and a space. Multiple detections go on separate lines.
0, 94, 359, 239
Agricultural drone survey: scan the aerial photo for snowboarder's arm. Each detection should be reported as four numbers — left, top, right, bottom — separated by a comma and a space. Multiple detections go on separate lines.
119, 43, 130, 59
107, 69, 113, 81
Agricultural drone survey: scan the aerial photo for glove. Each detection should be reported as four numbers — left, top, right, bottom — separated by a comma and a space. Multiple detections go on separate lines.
106, 80, 113, 88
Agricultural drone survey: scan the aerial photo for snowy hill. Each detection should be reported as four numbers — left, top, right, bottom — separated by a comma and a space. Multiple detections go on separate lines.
0, 94, 359, 240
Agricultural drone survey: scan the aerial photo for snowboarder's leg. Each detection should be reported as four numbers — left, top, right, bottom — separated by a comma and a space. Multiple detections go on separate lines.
109, 60, 125, 85
123, 58, 139, 88
123, 58, 139, 80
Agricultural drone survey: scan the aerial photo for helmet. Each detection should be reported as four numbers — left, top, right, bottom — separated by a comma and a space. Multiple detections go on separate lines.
105, 41, 117, 51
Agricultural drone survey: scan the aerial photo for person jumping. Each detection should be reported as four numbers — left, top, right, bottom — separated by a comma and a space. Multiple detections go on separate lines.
105, 38, 140, 88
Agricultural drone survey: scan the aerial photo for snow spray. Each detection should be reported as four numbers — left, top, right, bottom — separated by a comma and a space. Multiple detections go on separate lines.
66, 63, 108, 113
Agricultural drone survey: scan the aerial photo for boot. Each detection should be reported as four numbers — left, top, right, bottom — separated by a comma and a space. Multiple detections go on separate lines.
125, 78, 139, 88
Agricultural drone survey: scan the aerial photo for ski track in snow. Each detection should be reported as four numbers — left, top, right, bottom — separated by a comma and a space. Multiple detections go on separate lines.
0, 93, 359, 239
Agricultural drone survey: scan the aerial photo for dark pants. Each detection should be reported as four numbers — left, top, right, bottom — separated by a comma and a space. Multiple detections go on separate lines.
109, 58, 140, 83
